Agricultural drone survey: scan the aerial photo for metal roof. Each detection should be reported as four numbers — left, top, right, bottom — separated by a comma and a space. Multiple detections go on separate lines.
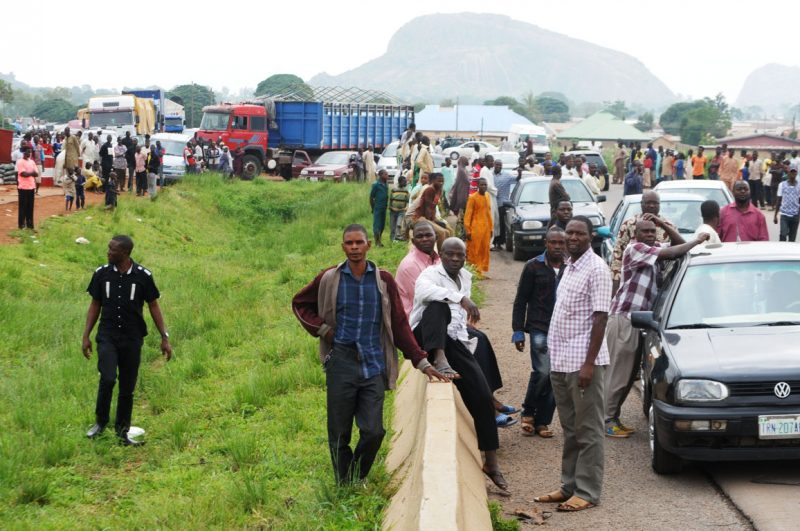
254, 84, 407, 105
558, 111, 652, 142
415, 105, 533, 133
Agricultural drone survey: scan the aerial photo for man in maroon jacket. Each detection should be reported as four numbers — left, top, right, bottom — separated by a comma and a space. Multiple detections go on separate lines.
292, 223, 446, 484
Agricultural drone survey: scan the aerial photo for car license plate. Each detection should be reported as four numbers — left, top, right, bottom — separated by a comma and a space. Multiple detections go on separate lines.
525, 235, 542, 241
310, 176, 319, 182
758, 414, 800, 439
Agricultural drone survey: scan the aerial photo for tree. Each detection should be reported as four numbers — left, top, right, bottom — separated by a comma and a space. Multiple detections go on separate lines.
604, 100, 631, 120
0, 80, 13, 104
660, 96, 731, 145
533, 97, 569, 122
635, 112, 654, 132
167, 84, 216, 128
32, 98, 79, 122
254, 74, 312, 99
484, 96, 531, 121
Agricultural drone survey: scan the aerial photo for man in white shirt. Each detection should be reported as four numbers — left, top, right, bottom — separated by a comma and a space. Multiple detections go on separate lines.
563, 156, 580, 178
410, 237, 508, 493
582, 163, 601, 196
693, 200, 722, 245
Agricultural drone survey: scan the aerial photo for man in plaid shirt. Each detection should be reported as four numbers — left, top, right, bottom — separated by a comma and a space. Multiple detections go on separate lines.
605, 214, 709, 438
535, 216, 611, 512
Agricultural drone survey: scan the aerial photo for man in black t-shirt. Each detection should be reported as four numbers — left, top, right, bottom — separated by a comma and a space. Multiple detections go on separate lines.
82, 235, 172, 445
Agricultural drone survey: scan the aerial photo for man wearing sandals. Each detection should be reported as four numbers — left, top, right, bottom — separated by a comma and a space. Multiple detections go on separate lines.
535, 217, 611, 512
512, 226, 566, 438
292, 224, 447, 485
409, 237, 510, 492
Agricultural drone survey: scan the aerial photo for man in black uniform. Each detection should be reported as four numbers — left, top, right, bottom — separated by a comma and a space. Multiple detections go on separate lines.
82, 235, 172, 445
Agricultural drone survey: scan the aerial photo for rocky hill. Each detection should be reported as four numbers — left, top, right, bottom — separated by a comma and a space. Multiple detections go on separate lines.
310, 13, 674, 106
736, 63, 800, 110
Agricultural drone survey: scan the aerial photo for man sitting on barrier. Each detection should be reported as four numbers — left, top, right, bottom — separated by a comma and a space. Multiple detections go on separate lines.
409, 236, 509, 492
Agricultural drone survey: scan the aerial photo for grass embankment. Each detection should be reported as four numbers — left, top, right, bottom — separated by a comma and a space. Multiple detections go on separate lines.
0, 174, 412, 528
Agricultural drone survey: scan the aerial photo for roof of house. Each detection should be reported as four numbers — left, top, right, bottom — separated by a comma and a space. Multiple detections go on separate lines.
714, 133, 800, 148
557, 111, 652, 142
415, 105, 532, 133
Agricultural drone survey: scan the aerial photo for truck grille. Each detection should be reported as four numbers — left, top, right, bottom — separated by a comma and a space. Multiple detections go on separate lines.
727, 380, 800, 397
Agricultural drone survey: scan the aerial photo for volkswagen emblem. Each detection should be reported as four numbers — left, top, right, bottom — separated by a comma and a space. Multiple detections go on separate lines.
774, 382, 792, 399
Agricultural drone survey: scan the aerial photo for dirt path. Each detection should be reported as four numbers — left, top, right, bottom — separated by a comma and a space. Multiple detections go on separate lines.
480, 250, 751, 530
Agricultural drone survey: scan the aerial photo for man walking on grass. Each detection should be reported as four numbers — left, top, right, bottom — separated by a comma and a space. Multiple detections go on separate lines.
535, 216, 611, 513
605, 216, 709, 438
83, 235, 172, 446
292, 225, 446, 484
369, 170, 389, 247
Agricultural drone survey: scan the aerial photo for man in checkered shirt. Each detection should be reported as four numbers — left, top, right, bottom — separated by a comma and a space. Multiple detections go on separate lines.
605, 214, 709, 438
535, 216, 611, 512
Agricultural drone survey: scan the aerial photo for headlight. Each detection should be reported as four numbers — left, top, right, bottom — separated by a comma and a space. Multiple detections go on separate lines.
324, 170, 334, 176
522, 220, 544, 230
676, 380, 729, 402
300, 169, 309, 175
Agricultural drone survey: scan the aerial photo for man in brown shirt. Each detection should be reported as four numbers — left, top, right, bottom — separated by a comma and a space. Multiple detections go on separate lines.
413, 173, 449, 251
719, 148, 740, 192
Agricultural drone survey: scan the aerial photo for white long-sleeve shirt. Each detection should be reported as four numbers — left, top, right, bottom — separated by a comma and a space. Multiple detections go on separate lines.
409, 264, 476, 351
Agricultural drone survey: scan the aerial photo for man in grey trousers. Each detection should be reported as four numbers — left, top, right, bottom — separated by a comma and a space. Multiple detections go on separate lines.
534, 216, 611, 512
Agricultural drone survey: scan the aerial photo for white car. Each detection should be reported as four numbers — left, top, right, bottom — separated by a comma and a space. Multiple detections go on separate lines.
151, 132, 192, 181
486, 151, 522, 169
653, 179, 734, 206
377, 141, 401, 180
442, 140, 498, 161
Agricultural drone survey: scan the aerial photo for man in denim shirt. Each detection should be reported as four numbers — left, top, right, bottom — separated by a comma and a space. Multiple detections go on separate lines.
511, 227, 566, 438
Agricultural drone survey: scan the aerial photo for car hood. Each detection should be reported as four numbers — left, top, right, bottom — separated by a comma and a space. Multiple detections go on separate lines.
162, 154, 183, 166
515, 201, 602, 221
305, 164, 348, 172
664, 327, 800, 380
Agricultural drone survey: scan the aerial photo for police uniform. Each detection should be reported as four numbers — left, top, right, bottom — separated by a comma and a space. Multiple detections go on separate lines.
87, 261, 160, 436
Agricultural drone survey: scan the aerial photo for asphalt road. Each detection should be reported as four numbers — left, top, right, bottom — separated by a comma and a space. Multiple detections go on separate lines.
482, 181, 799, 529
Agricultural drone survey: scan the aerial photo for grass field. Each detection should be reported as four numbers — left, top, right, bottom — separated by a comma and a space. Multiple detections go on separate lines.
0, 174, 414, 529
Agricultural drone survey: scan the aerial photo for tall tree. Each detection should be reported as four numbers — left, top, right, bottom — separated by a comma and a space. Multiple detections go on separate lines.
254, 74, 313, 99
604, 100, 631, 120
0, 80, 13, 104
167, 84, 216, 128
533, 97, 569, 122
659, 96, 731, 144
32, 98, 78, 122
635, 112, 654, 132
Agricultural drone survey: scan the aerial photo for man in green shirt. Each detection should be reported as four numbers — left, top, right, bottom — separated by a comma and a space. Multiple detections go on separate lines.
370, 169, 390, 247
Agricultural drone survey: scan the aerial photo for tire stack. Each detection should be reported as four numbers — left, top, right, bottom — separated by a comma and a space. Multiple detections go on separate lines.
0, 163, 17, 185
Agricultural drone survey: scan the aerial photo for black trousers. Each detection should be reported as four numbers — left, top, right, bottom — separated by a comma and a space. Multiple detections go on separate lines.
470, 328, 503, 392
128, 164, 136, 190
750, 180, 764, 207
414, 302, 499, 451
135, 171, 147, 195
95, 334, 142, 435
18, 188, 34, 229
326, 343, 386, 484
494, 206, 508, 246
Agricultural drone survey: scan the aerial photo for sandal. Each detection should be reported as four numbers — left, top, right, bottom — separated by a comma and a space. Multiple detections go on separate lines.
496, 404, 520, 415
482, 466, 510, 493
535, 425, 554, 438
557, 496, 596, 512
496, 414, 518, 428
520, 416, 535, 436
534, 490, 569, 503
435, 365, 461, 380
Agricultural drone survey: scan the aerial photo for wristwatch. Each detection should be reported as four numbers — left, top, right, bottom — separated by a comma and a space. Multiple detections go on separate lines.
161, 331, 170, 339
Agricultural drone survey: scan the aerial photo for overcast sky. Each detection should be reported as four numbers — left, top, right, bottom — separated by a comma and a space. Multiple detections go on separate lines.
4, 0, 797, 106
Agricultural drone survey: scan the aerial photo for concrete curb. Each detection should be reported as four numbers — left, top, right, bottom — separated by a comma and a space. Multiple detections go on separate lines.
382, 361, 492, 531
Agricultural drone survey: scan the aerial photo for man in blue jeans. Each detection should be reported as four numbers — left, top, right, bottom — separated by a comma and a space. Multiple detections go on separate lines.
511, 227, 566, 437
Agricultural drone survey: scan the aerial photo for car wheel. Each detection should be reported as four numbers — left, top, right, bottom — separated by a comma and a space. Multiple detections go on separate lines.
340, 173, 348, 183
649, 405, 682, 475
641, 376, 651, 418
505, 227, 514, 252
450, 151, 460, 161
512, 240, 526, 261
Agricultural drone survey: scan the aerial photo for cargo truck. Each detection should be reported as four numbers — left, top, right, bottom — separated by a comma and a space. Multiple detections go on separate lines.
86, 94, 157, 136
163, 99, 185, 133
122, 89, 165, 131
196, 97, 414, 179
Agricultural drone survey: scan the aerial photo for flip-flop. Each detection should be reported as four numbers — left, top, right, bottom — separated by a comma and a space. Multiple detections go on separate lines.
520, 416, 535, 436
535, 425, 554, 438
534, 490, 569, 503
482, 466, 510, 493
557, 496, 596, 512
497, 404, 520, 415
496, 414, 518, 428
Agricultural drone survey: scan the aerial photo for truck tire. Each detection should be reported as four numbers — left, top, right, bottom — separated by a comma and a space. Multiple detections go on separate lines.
241, 155, 262, 181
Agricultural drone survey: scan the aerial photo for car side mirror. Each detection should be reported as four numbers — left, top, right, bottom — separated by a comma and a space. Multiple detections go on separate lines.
503, 201, 513, 208
631, 311, 659, 332
595, 194, 606, 203
596, 226, 612, 238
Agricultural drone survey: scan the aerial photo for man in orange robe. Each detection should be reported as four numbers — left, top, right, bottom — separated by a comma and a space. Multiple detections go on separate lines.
465, 178, 493, 274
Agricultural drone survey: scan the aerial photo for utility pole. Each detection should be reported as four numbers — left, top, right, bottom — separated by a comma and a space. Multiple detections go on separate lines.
190, 81, 194, 128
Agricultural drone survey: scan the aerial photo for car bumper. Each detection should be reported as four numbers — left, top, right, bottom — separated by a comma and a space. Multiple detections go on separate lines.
653, 399, 800, 461
162, 166, 185, 181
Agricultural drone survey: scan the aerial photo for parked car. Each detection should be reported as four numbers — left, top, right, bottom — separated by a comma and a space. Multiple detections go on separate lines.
151, 132, 192, 182
503, 176, 606, 260
631, 243, 800, 474
653, 179, 734, 206
439, 137, 471, 150
377, 141, 401, 180
299, 151, 357, 182
443, 140, 498, 161
486, 151, 522, 169
562, 149, 608, 174
602, 192, 708, 265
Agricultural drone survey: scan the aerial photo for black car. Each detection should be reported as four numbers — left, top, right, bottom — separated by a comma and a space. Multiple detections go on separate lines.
562, 149, 608, 175
632, 243, 800, 474
503, 176, 606, 260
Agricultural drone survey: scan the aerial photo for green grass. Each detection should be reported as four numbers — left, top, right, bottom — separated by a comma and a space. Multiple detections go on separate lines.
0, 174, 413, 529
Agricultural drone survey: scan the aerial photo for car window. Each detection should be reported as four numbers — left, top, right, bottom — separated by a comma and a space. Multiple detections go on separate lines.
315, 152, 352, 165
654, 188, 729, 206
667, 261, 800, 328
382, 143, 398, 157
516, 179, 594, 204
652, 259, 682, 319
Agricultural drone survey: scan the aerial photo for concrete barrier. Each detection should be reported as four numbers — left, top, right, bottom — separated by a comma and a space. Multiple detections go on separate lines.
382, 361, 492, 531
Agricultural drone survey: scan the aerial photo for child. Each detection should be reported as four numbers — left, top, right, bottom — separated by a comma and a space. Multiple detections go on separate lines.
105, 171, 118, 209
84, 162, 103, 193
75, 166, 86, 210
389, 174, 410, 241
63, 167, 76, 211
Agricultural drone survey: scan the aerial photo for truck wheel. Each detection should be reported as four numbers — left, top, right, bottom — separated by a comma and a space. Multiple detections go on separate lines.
649, 405, 682, 475
241, 155, 262, 181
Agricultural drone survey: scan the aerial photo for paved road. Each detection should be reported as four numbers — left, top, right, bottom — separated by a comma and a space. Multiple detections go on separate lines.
482, 182, 798, 529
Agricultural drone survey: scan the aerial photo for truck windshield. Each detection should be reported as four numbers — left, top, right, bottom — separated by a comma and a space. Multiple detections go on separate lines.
200, 113, 229, 131
165, 117, 182, 125
91, 111, 133, 128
